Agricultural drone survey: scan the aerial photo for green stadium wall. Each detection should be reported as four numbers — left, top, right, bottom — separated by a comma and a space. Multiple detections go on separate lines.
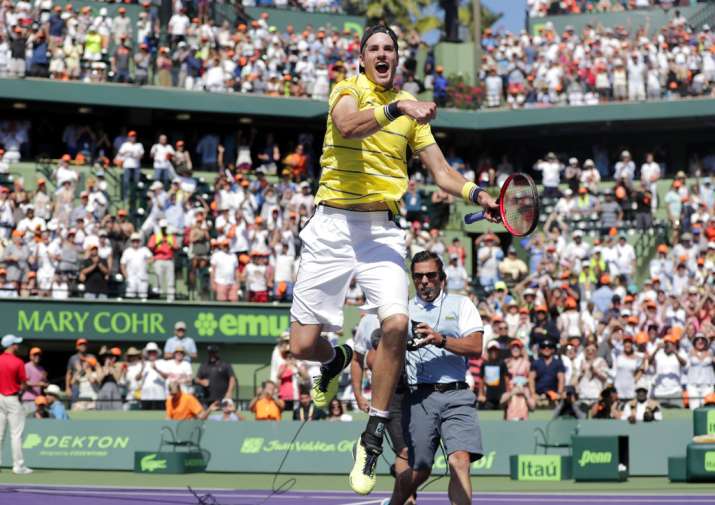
2, 418, 692, 476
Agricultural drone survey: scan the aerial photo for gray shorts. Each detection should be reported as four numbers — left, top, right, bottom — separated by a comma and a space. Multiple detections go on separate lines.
404, 388, 484, 471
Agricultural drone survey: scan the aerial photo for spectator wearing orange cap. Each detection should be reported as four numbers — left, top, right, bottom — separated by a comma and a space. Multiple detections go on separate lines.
591, 274, 615, 315
21, 347, 47, 412
475, 233, 504, 291
65, 339, 96, 403
54, 154, 79, 188
2, 228, 29, 292
649, 243, 673, 287
210, 239, 240, 302
96, 346, 125, 411
112, 6, 133, 45
32, 396, 50, 419
529, 304, 558, 352
31, 178, 51, 220
70, 354, 100, 411
650, 333, 687, 407
9, 26, 27, 78
557, 297, 582, 344
671, 260, 690, 297
686, 334, 714, 410
664, 180, 683, 227
116, 130, 145, 200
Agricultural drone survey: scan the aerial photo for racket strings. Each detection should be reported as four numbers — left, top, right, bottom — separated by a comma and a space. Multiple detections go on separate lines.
502, 176, 538, 236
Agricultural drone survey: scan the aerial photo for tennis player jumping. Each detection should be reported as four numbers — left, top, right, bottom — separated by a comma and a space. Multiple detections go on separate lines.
289, 24, 499, 495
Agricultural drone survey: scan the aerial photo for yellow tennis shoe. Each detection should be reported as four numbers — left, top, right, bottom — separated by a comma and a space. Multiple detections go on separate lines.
349, 436, 381, 495
311, 344, 352, 408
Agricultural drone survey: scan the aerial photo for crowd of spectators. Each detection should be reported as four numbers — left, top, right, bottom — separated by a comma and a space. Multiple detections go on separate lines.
3, 1, 714, 111
528, 0, 682, 18
0, 2, 424, 100
480, 11, 715, 108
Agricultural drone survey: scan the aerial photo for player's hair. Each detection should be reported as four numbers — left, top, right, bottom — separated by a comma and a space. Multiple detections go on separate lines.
410, 250, 446, 281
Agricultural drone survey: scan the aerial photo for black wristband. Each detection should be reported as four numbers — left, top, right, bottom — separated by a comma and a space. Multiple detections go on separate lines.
435, 335, 447, 348
384, 101, 403, 122
469, 186, 485, 205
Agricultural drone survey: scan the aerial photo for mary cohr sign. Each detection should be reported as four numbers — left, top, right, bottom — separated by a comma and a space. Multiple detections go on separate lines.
2, 299, 289, 343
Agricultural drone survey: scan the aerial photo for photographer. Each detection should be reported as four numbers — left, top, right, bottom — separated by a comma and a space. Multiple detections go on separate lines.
621, 380, 662, 423
208, 398, 244, 422
249, 380, 284, 421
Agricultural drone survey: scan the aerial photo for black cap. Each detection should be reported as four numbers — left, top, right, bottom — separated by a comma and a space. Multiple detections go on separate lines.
540, 339, 557, 349
206, 345, 220, 354
360, 24, 398, 54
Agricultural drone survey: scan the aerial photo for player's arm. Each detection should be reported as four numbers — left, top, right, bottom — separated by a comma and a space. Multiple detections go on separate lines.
332, 95, 436, 140
419, 144, 500, 222
350, 352, 369, 413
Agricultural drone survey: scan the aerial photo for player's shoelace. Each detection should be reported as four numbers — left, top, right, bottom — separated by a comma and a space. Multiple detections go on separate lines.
362, 449, 380, 476
314, 373, 330, 393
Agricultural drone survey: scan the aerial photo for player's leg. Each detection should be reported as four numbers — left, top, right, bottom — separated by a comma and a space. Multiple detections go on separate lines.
350, 220, 410, 494
290, 207, 355, 407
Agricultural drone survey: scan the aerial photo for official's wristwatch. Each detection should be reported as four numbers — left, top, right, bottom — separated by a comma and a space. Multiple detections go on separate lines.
435, 334, 447, 348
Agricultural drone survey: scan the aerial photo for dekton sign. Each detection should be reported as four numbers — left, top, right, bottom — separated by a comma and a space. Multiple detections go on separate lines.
4, 298, 290, 343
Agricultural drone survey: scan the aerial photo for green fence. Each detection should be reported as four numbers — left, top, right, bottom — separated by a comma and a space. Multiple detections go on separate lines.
2, 419, 692, 476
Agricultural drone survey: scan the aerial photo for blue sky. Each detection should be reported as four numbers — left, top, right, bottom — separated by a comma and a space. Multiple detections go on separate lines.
482, 0, 527, 33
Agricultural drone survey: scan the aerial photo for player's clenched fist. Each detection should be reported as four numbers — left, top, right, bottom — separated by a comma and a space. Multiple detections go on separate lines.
398, 100, 437, 124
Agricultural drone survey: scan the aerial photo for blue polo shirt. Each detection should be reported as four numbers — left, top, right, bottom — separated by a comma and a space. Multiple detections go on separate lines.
532, 356, 565, 394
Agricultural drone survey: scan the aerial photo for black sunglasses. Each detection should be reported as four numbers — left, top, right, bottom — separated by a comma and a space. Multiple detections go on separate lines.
412, 271, 440, 281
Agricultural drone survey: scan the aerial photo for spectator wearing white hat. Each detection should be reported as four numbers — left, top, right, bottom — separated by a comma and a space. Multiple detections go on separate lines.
150, 134, 176, 187
120, 232, 153, 299
164, 346, 193, 393
210, 238, 240, 302
445, 253, 468, 294
164, 321, 198, 362
534, 152, 563, 198
139, 342, 169, 410
116, 130, 144, 200
0, 335, 33, 474
148, 218, 178, 302
614, 150, 635, 185
45, 384, 69, 420
580, 159, 601, 194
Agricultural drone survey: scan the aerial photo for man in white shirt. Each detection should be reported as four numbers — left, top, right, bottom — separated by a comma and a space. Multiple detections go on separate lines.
614, 235, 636, 283
120, 232, 153, 299
273, 242, 296, 302
117, 130, 144, 200
614, 150, 635, 184
54, 155, 79, 188
210, 239, 239, 302
640, 153, 660, 211
150, 134, 175, 187
16, 206, 44, 241
168, 7, 190, 47
445, 254, 468, 294
534, 152, 563, 198
476, 233, 503, 290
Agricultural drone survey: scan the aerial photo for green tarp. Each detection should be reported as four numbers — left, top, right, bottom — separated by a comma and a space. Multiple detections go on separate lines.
2, 418, 692, 475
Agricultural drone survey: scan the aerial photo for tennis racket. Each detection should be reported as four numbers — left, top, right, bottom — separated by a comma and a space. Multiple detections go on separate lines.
464, 173, 540, 237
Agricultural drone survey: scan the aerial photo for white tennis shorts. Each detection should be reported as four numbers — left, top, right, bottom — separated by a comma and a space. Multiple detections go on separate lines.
291, 205, 408, 332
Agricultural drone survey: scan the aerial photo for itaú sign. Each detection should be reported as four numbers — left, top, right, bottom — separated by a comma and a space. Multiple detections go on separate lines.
5, 299, 290, 343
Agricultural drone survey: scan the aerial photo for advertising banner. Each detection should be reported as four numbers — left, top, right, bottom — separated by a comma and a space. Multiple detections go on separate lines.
0, 299, 290, 343
2, 419, 691, 476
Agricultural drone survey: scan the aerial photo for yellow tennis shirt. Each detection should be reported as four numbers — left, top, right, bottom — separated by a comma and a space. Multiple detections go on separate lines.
315, 74, 436, 214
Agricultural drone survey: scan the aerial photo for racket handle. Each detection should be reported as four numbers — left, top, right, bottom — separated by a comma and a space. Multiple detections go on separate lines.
464, 211, 485, 224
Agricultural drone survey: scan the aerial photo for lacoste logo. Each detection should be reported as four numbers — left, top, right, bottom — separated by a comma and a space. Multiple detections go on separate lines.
140, 453, 167, 472
194, 313, 218, 337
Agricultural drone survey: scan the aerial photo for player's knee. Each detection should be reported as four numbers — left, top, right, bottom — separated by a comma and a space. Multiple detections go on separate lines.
379, 311, 408, 339
448, 451, 471, 473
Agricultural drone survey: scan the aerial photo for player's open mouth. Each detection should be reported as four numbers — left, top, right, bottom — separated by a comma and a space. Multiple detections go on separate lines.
375, 62, 390, 74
